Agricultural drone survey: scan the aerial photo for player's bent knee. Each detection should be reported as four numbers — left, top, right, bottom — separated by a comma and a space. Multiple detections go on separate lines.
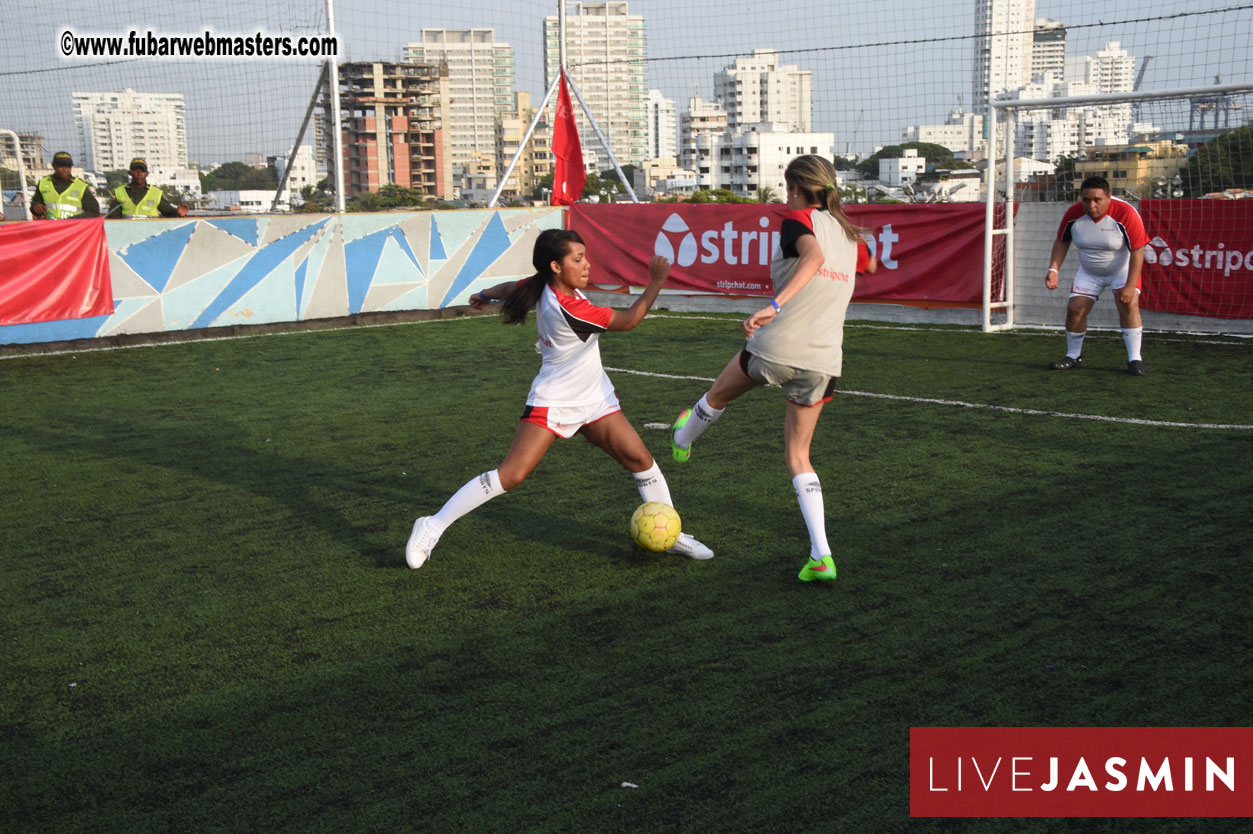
496, 469, 527, 491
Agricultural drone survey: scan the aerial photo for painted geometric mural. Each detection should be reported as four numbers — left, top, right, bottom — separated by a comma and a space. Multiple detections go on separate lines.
0, 208, 566, 345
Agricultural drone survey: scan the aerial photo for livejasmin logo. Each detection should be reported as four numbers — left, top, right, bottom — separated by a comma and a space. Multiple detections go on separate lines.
910, 727, 1252, 818
928, 754, 1235, 793
1144, 235, 1253, 276
654, 213, 901, 269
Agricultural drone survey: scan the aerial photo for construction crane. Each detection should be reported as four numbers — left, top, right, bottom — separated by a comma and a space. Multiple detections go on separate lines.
844, 109, 864, 159
1131, 56, 1154, 122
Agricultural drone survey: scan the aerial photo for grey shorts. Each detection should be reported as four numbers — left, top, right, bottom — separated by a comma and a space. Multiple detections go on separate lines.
738, 350, 836, 407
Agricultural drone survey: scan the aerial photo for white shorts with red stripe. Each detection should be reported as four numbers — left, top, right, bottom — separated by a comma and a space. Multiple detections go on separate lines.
1070, 265, 1141, 300
520, 391, 621, 438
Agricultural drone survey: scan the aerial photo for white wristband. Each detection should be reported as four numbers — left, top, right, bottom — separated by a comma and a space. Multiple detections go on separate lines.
1047, 268, 1058, 274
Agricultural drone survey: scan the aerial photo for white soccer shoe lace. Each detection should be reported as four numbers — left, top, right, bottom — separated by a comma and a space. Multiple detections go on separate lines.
405, 517, 440, 569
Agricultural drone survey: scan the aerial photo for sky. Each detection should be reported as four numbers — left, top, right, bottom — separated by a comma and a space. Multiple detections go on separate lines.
2, 1, 1249, 168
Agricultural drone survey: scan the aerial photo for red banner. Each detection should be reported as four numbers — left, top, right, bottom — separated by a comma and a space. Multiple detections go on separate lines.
569, 202, 999, 306
0, 218, 113, 326
911, 727, 1253, 818
1139, 199, 1253, 319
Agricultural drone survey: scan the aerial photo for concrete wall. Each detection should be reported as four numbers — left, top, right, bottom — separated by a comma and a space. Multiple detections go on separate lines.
0, 208, 564, 346
2, 203, 1247, 347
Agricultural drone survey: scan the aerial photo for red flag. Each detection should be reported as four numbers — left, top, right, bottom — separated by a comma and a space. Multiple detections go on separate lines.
551, 71, 586, 206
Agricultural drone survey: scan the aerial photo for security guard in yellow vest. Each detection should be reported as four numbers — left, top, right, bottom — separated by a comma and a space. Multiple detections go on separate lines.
30, 151, 100, 219
107, 158, 189, 218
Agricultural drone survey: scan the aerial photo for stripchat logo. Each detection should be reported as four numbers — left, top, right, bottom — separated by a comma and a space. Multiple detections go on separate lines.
654, 212, 901, 269
1144, 235, 1253, 276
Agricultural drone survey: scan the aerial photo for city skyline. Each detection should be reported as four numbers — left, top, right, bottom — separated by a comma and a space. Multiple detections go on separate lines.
2, 1, 1248, 171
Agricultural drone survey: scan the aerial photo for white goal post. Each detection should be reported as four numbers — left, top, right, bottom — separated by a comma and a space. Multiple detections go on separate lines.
982, 82, 1253, 332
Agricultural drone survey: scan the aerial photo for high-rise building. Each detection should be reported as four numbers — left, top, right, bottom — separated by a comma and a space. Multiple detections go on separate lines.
544, 2, 648, 169
679, 96, 726, 190
335, 61, 452, 199
71, 89, 188, 172
1007, 41, 1138, 164
1031, 19, 1067, 82
713, 49, 812, 133
645, 89, 677, 162
403, 29, 516, 189
495, 91, 553, 202
1083, 41, 1135, 94
0, 132, 44, 173
973, 0, 1036, 111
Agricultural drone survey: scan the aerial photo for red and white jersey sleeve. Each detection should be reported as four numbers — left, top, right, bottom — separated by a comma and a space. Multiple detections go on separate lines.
526, 284, 616, 407
1056, 198, 1149, 278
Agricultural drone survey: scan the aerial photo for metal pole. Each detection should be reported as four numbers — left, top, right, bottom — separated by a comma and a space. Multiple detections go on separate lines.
0, 129, 32, 221
565, 73, 638, 203
559, 0, 567, 78
488, 72, 562, 208
326, 0, 346, 212
982, 95, 997, 332
273, 63, 329, 213
1003, 110, 1016, 329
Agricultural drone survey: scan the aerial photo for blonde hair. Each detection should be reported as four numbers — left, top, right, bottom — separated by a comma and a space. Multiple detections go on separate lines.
784, 155, 866, 242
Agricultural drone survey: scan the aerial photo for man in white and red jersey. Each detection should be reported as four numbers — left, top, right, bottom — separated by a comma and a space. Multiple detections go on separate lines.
1045, 176, 1149, 375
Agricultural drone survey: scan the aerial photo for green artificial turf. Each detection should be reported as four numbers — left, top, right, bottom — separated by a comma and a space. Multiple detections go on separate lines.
2, 313, 1249, 832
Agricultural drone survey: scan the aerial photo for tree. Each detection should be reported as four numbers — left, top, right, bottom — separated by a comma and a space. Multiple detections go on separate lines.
1182, 126, 1253, 196
296, 180, 331, 213
758, 185, 779, 203
856, 142, 957, 179
201, 161, 278, 193
687, 188, 755, 204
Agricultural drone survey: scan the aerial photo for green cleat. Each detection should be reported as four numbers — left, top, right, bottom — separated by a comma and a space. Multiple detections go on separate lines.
671, 409, 693, 463
798, 555, 837, 583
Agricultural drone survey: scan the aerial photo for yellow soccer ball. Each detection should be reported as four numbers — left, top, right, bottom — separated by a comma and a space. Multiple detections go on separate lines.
630, 501, 681, 552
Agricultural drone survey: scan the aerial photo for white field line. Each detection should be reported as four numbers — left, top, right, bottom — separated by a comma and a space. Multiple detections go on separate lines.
0, 314, 489, 361
3, 316, 1248, 429
642, 315, 1251, 346
604, 366, 1253, 431
5, 311, 1245, 361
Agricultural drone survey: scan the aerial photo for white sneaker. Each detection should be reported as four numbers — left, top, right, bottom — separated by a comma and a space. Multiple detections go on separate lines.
405, 516, 440, 569
666, 532, 714, 560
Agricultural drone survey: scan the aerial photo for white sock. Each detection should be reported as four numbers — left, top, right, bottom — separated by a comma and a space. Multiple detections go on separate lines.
430, 469, 505, 534
674, 393, 724, 449
1121, 327, 1143, 362
792, 473, 831, 560
632, 461, 673, 505
1065, 330, 1086, 359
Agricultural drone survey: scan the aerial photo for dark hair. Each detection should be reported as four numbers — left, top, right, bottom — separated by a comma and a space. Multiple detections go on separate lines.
502, 228, 585, 324
1079, 176, 1111, 194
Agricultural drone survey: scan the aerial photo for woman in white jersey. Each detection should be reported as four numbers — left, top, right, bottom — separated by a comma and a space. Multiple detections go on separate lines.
405, 228, 714, 568
669, 155, 874, 583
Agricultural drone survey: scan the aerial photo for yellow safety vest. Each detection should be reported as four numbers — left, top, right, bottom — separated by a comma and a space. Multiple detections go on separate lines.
113, 184, 163, 218
37, 176, 89, 219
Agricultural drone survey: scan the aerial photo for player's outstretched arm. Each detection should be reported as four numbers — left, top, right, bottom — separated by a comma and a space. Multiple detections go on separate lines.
608, 256, 669, 331
470, 280, 520, 309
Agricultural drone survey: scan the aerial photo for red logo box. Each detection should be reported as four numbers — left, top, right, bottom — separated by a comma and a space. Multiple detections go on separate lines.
911, 727, 1253, 817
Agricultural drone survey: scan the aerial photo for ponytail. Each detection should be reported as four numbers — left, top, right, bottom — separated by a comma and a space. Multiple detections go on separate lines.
501, 274, 546, 324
